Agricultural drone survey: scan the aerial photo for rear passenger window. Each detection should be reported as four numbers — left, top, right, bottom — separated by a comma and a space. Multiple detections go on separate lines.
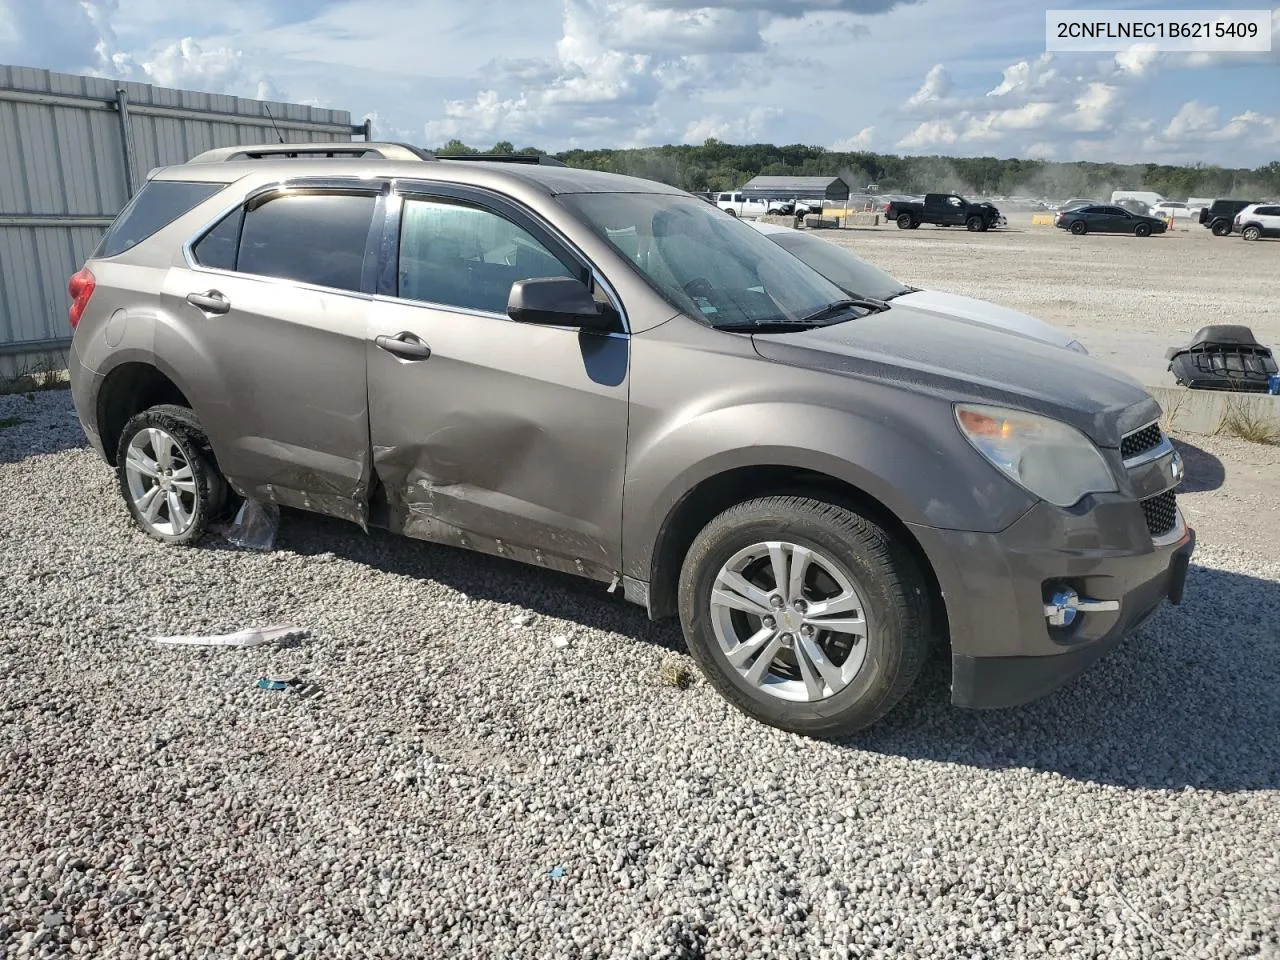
235, 193, 376, 292
397, 198, 576, 314
192, 209, 244, 271
95, 180, 223, 258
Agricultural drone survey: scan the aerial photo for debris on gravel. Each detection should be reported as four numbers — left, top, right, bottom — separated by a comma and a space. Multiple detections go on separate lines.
2, 390, 1277, 959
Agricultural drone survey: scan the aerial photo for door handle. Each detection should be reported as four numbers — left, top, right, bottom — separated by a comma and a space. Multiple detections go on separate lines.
375, 332, 432, 361
186, 290, 230, 315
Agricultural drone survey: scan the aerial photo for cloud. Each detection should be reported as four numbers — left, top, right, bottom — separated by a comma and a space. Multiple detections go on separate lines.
1149, 101, 1280, 150
987, 53, 1057, 96
905, 63, 949, 107
1114, 44, 1160, 77
1164, 100, 1220, 138
683, 106, 784, 143
897, 119, 960, 149
0, 0, 119, 73
831, 126, 875, 150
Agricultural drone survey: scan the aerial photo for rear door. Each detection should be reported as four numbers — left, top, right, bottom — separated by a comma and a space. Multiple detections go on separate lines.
163, 182, 382, 523
1257, 206, 1280, 236
364, 183, 630, 579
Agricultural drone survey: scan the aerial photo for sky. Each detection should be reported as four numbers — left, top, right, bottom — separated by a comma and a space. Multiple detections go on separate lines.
0, 0, 1277, 166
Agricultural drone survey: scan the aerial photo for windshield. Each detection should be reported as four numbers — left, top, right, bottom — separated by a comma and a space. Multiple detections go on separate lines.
766, 232, 911, 301
560, 192, 851, 328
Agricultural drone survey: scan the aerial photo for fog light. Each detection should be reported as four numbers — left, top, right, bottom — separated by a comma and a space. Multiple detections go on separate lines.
1044, 585, 1120, 627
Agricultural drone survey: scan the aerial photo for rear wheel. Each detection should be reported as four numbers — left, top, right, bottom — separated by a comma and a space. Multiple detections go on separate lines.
678, 496, 930, 738
1134, 222, 1152, 237
1211, 220, 1231, 237
896, 213, 914, 229
1242, 225, 1262, 241
116, 405, 226, 546
966, 215, 983, 231
1069, 220, 1088, 235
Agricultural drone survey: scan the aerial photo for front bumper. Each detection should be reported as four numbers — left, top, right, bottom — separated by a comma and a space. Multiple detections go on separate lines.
908, 498, 1196, 709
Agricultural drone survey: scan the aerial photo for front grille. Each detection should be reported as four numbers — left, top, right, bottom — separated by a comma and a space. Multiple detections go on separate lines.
1121, 422, 1163, 460
1141, 489, 1178, 537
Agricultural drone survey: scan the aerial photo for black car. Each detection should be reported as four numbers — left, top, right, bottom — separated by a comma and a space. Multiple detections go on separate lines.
1199, 199, 1256, 236
1055, 204, 1168, 237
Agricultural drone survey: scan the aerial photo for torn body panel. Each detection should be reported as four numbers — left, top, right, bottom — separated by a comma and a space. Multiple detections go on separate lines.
366, 299, 629, 578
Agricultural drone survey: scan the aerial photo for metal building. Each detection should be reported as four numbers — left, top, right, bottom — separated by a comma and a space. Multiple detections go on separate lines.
0, 65, 368, 372
741, 176, 851, 204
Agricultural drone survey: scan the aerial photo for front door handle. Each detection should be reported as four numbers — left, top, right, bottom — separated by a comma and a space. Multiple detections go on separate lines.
186, 291, 230, 315
375, 332, 432, 361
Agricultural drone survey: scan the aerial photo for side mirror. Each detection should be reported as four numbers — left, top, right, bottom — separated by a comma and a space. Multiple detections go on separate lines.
507, 277, 616, 333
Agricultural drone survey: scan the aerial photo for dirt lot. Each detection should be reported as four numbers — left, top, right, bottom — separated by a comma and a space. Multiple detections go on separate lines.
825, 213, 1280, 387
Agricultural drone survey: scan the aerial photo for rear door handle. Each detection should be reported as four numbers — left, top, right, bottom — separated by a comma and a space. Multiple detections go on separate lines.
186, 291, 230, 315
375, 332, 432, 361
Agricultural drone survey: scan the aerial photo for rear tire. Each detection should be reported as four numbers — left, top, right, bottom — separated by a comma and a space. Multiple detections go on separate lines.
896, 213, 914, 229
678, 496, 931, 738
1134, 222, 1151, 237
1211, 220, 1231, 237
1069, 220, 1087, 235
115, 405, 226, 546
1242, 225, 1262, 241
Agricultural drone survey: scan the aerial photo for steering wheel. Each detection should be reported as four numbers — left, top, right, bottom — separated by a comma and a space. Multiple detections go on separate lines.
683, 277, 715, 299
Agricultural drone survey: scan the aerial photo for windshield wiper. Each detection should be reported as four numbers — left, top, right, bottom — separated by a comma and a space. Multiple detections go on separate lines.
881, 288, 915, 301
716, 320, 825, 333
798, 297, 888, 323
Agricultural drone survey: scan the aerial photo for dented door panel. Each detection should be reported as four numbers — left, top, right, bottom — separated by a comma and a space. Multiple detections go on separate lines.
367, 301, 629, 578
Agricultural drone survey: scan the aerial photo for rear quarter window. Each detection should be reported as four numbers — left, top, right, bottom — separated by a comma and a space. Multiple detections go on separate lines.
95, 180, 224, 258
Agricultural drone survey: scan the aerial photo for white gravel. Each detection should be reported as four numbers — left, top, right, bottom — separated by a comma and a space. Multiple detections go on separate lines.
2, 390, 1278, 959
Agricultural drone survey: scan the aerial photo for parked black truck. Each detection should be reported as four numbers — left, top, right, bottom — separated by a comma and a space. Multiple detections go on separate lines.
886, 194, 1002, 231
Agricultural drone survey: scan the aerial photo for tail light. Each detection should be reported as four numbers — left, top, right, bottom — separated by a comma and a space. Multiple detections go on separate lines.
68, 266, 96, 330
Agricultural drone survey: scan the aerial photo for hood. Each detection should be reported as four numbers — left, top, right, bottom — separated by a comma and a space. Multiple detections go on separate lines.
751, 303, 1159, 447
892, 289, 1077, 350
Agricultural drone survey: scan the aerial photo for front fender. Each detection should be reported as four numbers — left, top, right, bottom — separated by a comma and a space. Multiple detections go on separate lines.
622, 398, 1036, 580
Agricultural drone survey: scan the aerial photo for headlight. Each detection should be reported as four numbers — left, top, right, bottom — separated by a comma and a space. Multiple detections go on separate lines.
1065, 339, 1088, 355
955, 404, 1117, 507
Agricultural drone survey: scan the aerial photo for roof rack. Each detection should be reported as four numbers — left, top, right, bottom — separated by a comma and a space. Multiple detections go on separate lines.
186, 142, 436, 163
436, 154, 567, 167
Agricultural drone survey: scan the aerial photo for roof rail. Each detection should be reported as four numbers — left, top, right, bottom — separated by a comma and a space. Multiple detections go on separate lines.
436, 154, 567, 167
186, 142, 437, 164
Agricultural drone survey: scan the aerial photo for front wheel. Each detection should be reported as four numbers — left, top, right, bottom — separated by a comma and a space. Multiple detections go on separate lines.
725, 208, 738, 218
1242, 225, 1262, 241
966, 215, 983, 231
1134, 222, 1152, 237
1069, 220, 1087, 235
116, 405, 226, 545
678, 496, 930, 738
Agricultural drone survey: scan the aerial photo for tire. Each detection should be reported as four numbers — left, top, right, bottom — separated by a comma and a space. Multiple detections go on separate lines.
725, 208, 738, 218
1211, 220, 1231, 237
115, 404, 227, 546
678, 496, 930, 738
1134, 222, 1151, 237
966, 215, 983, 232
1242, 225, 1262, 241
1069, 220, 1087, 235
897, 213, 914, 229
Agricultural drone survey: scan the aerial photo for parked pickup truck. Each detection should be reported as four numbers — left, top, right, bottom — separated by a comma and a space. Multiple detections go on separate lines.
886, 194, 1002, 231
716, 192, 819, 219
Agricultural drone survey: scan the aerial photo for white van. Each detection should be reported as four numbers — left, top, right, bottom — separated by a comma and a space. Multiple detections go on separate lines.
1110, 190, 1166, 208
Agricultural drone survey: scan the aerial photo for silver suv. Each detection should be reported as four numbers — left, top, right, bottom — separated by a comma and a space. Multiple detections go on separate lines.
67, 143, 1195, 736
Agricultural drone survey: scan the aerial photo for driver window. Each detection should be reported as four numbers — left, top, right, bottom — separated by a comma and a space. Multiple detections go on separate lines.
398, 198, 576, 314
948, 196, 962, 207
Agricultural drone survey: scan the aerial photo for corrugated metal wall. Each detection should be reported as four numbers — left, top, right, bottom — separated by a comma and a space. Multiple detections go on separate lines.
0, 64, 366, 370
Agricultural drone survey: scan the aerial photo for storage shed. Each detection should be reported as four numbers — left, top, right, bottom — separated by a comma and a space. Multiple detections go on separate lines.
741, 176, 850, 204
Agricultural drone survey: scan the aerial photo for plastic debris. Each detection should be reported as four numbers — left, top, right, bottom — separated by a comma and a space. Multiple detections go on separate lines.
549, 866, 566, 880
550, 634, 571, 649
153, 625, 305, 648
222, 499, 280, 551
511, 613, 535, 627
256, 676, 322, 698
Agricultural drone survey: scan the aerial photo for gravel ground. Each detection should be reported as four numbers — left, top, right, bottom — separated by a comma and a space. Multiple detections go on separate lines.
2, 391, 1278, 960
825, 214, 1280, 387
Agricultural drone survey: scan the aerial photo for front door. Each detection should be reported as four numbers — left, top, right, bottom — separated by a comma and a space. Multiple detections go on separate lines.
162, 187, 381, 524
365, 186, 630, 580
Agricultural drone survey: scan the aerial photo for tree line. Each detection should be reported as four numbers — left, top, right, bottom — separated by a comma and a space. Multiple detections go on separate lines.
435, 138, 1280, 201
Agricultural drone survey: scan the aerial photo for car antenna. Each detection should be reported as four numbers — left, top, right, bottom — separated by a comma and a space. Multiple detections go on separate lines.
262, 103, 285, 144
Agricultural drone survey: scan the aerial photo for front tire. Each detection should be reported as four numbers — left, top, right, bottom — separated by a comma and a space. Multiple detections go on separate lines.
1242, 225, 1262, 241
725, 208, 738, 218
1134, 222, 1152, 237
116, 405, 226, 546
966, 215, 983, 231
1069, 220, 1087, 235
678, 496, 930, 738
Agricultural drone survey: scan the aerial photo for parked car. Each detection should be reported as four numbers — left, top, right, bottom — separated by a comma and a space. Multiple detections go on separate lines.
1234, 203, 1280, 241
1110, 190, 1166, 209
1199, 199, 1257, 236
745, 220, 1087, 353
886, 193, 1002, 231
1055, 204, 1168, 237
1150, 200, 1200, 220
67, 143, 1194, 737
1058, 198, 1098, 212
715, 192, 814, 219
